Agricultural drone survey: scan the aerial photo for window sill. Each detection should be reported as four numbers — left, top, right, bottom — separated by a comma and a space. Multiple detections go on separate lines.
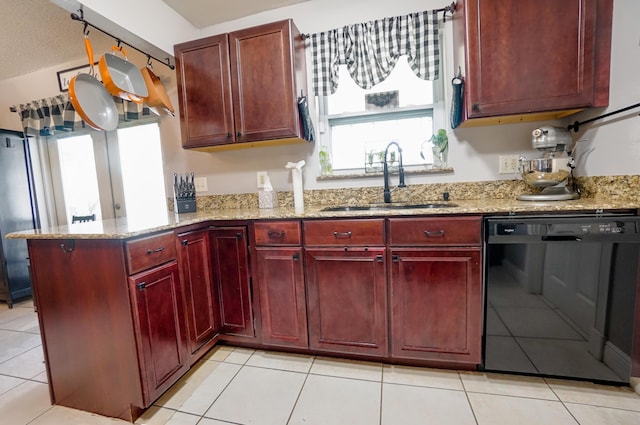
316, 166, 454, 181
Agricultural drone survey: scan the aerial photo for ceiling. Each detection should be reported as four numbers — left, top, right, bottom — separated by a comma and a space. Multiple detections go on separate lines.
0, 0, 309, 81
162, 0, 309, 29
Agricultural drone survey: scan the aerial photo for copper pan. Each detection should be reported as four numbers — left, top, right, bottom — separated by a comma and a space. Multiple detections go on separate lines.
69, 37, 118, 131
141, 66, 175, 115
99, 46, 148, 103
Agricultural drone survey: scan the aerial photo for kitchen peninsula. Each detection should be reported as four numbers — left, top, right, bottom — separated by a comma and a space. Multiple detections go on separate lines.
8, 195, 640, 422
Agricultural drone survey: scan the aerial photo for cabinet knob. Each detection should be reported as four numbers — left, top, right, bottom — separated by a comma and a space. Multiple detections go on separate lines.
236, 132, 242, 137
293, 253, 300, 261
472, 103, 480, 111
181, 239, 188, 246
236, 232, 244, 240
136, 282, 146, 291
376, 255, 384, 263
227, 132, 232, 138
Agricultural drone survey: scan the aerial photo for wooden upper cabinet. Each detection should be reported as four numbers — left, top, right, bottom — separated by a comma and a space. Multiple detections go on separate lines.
174, 20, 308, 150
229, 20, 305, 143
454, 0, 613, 123
175, 34, 235, 148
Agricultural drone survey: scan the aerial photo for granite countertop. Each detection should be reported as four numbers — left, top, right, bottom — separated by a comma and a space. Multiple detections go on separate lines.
7, 197, 639, 240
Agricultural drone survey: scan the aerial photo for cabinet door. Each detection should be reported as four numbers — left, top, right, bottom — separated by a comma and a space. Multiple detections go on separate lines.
129, 261, 189, 405
390, 249, 482, 364
460, 0, 610, 118
210, 227, 254, 337
255, 247, 307, 348
305, 248, 387, 357
177, 230, 219, 363
229, 20, 302, 143
175, 34, 235, 148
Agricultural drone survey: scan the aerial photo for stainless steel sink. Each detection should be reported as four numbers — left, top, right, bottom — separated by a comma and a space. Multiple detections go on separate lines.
320, 203, 458, 212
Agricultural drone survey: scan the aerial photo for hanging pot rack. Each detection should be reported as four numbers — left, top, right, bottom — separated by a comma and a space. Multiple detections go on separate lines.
567, 102, 640, 132
70, 9, 175, 70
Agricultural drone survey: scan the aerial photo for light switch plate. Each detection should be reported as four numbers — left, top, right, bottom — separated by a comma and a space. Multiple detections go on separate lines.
194, 177, 208, 192
257, 171, 268, 188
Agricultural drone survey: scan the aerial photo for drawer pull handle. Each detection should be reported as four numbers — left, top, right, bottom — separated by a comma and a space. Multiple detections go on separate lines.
268, 230, 286, 239
376, 255, 383, 263
424, 230, 445, 237
333, 231, 352, 238
146, 247, 165, 254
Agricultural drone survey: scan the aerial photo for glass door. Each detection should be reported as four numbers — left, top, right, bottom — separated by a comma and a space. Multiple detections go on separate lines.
49, 122, 167, 225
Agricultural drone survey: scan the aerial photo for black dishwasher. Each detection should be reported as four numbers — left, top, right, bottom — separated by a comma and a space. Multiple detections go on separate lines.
483, 213, 640, 384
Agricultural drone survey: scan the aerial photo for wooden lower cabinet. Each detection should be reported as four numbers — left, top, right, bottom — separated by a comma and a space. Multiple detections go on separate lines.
176, 229, 219, 363
305, 247, 387, 357
27, 238, 174, 421
129, 261, 189, 405
255, 247, 308, 348
390, 248, 482, 364
210, 227, 254, 338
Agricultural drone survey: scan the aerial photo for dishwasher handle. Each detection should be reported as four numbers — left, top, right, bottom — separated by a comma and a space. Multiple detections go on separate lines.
541, 235, 583, 242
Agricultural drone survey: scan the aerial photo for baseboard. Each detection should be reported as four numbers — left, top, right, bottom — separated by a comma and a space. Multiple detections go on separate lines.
602, 341, 631, 381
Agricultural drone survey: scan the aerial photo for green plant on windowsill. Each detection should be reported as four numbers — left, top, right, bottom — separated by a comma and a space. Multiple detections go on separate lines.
319, 145, 333, 176
426, 129, 448, 169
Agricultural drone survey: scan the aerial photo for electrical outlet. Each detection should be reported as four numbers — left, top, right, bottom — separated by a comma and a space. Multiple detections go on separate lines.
499, 155, 520, 174
194, 177, 208, 192
257, 171, 268, 188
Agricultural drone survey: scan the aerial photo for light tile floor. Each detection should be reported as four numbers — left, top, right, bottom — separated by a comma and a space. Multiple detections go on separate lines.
2, 299, 640, 424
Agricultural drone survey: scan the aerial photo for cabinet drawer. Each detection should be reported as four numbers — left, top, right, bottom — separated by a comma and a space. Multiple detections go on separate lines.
304, 219, 385, 246
254, 221, 301, 246
126, 232, 177, 275
388, 216, 482, 246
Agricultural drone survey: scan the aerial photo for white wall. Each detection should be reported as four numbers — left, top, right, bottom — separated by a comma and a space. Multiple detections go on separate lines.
1, 0, 638, 198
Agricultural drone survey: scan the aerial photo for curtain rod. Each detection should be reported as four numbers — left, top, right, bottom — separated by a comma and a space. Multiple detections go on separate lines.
299, 2, 456, 40
70, 9, 175, 70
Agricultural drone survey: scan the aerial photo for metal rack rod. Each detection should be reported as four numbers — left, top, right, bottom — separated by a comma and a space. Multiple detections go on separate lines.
70, 9, 175, 70
567, 102, 640, 132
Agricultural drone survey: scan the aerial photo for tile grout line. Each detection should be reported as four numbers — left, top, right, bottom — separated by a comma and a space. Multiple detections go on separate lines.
459, 372, 481, 425
197, 348, 257, 423
544, 378, 582, 425
285, 355, 316, 425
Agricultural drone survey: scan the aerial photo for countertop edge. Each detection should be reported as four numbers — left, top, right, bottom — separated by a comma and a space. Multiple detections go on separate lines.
7, 198, 639, 240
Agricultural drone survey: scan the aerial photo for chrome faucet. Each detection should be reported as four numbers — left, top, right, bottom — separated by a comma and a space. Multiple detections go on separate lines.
383, 141, 406, 203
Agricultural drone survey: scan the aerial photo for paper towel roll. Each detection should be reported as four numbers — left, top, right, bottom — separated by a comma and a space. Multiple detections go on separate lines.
286, 160, 305, 214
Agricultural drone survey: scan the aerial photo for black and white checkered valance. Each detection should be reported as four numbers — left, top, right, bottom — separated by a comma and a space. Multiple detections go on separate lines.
16, 94, 157, 137
307, 9, 441, 96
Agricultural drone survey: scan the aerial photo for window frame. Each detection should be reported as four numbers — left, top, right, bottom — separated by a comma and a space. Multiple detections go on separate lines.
317, 60, 446, 176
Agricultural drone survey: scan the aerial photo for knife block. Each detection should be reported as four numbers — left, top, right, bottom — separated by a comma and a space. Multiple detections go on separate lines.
175, 197, 196, 214
174, 190, 196, 214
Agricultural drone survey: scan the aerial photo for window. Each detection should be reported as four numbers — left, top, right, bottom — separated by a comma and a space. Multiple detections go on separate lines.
320, 56, 441, 173
49, 122, 167, 225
